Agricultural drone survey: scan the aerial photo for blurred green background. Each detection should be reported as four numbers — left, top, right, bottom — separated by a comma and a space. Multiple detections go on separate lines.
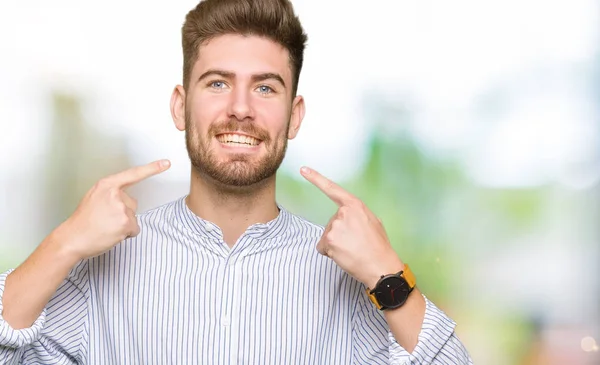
1, 1, 599, 364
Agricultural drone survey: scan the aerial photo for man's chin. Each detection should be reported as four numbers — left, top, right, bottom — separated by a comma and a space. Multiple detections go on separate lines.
193, 164, 274, 188
209, 173, 276, 193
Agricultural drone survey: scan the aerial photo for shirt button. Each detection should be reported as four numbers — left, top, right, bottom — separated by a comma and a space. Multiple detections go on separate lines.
205, 223, 213, 231
221, 316, 230, 326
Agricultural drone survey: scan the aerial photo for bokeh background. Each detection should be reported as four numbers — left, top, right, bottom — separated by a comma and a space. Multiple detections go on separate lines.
1, 1, 599, 364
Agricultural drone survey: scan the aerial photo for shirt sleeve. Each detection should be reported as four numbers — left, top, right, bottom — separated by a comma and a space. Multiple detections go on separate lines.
352, 288, 473, 365
388, 295, 473, 364
0, 261, 90, 365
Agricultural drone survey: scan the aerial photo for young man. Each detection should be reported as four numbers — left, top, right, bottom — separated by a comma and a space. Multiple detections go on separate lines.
0, 0, 472, 363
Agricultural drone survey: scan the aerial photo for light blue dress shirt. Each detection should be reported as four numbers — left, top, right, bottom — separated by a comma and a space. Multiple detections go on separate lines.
0, 196, 472, 364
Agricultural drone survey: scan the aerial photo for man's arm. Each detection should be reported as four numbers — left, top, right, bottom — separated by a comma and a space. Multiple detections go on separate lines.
386, 294, 473, 364
383, 287, 426, 352
352, 282, 472, 365
300, 166, 472, 362
2, 226, 81, 330
0, 260, 89, 365
2, 160, 168, 330
0, 160, 170, 363
360, 259, 425, 352
360, 257, 473, 363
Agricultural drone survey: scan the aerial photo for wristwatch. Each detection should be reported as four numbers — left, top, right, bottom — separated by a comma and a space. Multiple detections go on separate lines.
366, 264, 416, 310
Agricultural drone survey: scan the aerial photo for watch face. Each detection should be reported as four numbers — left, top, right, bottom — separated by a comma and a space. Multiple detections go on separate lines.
375, 276, 410, 308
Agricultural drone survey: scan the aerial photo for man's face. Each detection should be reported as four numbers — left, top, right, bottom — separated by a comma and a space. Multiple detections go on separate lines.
178, 34, 304, 188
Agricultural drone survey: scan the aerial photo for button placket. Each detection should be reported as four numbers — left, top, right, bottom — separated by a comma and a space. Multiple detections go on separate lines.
221, 255, 236, 327
220, 252, 243, 363
229, 253, 245, 365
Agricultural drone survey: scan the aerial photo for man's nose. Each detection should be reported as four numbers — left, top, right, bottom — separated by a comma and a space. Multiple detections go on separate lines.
227, 87, 255, 121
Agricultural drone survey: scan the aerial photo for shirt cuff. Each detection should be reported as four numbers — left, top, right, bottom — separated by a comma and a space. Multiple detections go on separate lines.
0, 269, 46, 348
389, 294, 457, 364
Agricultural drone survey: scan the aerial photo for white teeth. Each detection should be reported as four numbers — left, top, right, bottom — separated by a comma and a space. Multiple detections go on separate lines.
217, 133, 260, 146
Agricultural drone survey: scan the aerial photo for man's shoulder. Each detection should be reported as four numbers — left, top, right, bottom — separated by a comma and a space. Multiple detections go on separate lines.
281, 207, 325, 239
135, 196, 184, 227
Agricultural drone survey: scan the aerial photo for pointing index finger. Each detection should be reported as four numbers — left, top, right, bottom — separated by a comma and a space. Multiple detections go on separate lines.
300, 166, 355, 206
109, 159, 171, 188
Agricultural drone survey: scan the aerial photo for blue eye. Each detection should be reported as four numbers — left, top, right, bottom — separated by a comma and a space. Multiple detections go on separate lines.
257, 85, 273, 94
210, 81, 226, 89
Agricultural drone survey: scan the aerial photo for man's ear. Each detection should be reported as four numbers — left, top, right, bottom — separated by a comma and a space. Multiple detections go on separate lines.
170, 85, 186, 131
287, 95, 305, 140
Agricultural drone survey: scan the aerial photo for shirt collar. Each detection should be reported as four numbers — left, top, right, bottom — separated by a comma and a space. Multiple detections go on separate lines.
173, 195, 292, 242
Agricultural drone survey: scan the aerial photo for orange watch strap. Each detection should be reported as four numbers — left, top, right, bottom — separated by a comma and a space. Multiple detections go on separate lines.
402, 264, 416, 289
367, 291, 383, 309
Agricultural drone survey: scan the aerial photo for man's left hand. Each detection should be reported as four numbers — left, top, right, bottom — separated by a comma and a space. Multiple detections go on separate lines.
300, 166, 404, 289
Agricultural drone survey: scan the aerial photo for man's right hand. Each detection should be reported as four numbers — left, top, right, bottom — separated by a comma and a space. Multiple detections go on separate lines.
57, 159, 171, 261
1, 159, 171, 331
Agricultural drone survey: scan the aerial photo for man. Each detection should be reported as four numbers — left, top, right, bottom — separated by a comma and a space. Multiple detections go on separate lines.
0, 0, 472, 363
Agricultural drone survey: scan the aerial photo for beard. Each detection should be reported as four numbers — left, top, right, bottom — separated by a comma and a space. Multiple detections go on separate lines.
185, 111, 289, 188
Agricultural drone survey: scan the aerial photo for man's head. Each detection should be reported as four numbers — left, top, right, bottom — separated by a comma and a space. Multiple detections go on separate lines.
170, 0, 308, 191
182, 0, 307, 97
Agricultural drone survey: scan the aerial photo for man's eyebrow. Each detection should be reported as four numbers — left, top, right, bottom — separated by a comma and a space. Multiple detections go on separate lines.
251, 73, 286, 88
196, 70, 286, 89
197, 69, 235, 83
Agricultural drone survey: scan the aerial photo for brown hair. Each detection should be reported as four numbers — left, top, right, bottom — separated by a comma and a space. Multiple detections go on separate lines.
181, 0, 308, 96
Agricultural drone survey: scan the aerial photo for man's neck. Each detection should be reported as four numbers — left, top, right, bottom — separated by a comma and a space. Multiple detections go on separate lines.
186, 170, 279, 248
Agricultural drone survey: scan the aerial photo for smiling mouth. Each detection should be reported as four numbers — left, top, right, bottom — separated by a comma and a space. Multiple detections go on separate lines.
216, 133, 261, 147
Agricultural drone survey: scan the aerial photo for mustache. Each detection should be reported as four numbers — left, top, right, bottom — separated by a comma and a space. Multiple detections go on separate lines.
208, 119, 270, 142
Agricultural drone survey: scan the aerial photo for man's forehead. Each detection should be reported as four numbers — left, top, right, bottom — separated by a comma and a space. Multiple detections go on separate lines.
194, 34, 292, 79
